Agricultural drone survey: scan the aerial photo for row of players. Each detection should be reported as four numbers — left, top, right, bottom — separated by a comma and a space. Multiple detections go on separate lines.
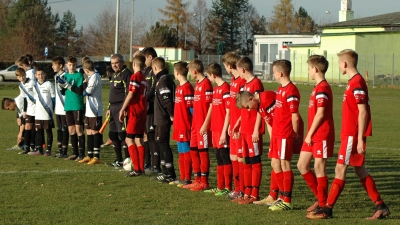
2, 49, 389, 220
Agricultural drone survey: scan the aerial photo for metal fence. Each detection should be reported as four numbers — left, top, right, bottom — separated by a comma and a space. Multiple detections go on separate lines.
198, 54, 400, 87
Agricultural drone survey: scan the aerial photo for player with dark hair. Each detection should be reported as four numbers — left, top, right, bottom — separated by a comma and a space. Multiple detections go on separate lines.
2, 96, 26, 151
202, 63, 232, 196
309, 49, 390, 220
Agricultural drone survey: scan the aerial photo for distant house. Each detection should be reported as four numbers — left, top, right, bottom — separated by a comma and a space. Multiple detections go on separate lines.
289, 11, 400, 83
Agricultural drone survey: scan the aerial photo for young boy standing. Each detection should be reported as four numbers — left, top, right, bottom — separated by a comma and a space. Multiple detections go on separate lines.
52, 56, 69, 158
56, 56, 85, 161
119, 54, 147, 176
203, 63, 232, 196
152, 57, 176, 183
234, 57, 264, 204
222, 52, 246, 200
309, 49, 390, 220
29, 69, 55, 156
15, 68, 36, 155
268, 60, 301, 211
296, 55, 334, 213
171, 61, 194, 186
183, 59, 213, 191
78, 60, 103, 165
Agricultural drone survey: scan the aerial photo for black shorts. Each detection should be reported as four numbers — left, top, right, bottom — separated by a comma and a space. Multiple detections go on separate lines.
18, 117, 25, 126
35, 119, 54, 129
66, 110, 84, 126
127, 133, 144, 139
109, 103, 126, 133
55, 114, 68, 130
155, 124, 171, 143
24, 115, 35, 124
85, 116, 102, 131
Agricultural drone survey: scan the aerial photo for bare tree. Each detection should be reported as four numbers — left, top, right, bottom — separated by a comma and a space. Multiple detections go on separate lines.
81, 3, 146, 56
187, 0, 209, 54
240, 4, 267, 54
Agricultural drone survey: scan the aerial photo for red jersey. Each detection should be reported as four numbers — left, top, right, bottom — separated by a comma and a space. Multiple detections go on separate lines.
307, 80, 335, 141
127, 71, 147, 118
173, 81, 194, 131
272, 82, 300, 138
229, 76, 245, 127
211, 82, 230, 132
193, 78, 213, 129
258, 91, 276, 127
341, 74, 372, 137
241, 77, 264, 135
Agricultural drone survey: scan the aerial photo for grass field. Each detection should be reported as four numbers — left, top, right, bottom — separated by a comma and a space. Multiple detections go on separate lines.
0, 82, 399, 225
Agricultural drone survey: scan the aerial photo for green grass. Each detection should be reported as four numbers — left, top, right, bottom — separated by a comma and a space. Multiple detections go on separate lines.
0, 83, 399, 225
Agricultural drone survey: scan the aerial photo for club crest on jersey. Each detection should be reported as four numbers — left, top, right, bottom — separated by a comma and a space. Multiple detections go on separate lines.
311, 91, 315, 96
282, 91, 286, 97
346, 84, 350, 90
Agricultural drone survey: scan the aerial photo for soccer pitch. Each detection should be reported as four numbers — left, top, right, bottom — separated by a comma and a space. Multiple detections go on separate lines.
0, 83, 399, 224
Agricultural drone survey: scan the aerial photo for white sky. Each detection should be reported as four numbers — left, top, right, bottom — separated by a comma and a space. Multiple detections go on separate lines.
49, 0, 400, 28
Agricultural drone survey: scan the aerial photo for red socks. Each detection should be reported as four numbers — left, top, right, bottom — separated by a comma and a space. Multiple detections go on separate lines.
190, 149, 201, 182
223, 164, 232, 191
238, 161, 244, 192
183, 152, 192, 181
199, 150, 210, 185
317, 176, 328, 207
137, 145, 144, 172
128, 145, 139, 172
250, 162, 262, 198
282, 170, 294, 203
243, 164, 252, 196
232, 160, 239, 192
326, 178, 345, 207
269, 170, 279, 199
217, 165, 224, 190
275, 171, 284, 198
302, 170, 318, 197
178, 153, 185, 181
361, 175, 383, 205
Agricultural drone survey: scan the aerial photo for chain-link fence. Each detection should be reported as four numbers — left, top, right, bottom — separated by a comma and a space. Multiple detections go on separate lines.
197, 54, 400, 87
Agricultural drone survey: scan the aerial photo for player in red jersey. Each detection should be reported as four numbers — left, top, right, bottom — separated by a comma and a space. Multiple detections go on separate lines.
183, 59, 213, 191
119, 54, 147, 176
309, 50, 390, 220
232, 57, 264, 204
222, 52, 246, 200
201, 63, 232, 196
171, 61, 194, 187
268, 60, 302, 211
237, 90, 279, 206
296, 55, 335, 214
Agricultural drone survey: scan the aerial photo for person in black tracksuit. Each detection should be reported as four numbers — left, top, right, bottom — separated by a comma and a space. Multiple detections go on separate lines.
152, 57, 176, 182
106, 54, 131, 168
141, 47, 160, 174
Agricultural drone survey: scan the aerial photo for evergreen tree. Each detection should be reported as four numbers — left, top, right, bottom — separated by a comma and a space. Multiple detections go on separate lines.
140, 22, 177, 47
57, 10, 83, 56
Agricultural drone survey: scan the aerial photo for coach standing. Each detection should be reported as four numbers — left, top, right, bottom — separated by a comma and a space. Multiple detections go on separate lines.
106, 54, 131, 168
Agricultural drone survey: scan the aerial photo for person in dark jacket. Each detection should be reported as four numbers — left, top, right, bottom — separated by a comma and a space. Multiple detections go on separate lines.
152, 57, 176, 182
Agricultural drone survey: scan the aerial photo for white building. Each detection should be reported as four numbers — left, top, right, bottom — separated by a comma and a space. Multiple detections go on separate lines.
253, 34, 315, 78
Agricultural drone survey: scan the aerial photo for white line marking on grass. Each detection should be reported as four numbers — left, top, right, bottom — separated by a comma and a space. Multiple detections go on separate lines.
0, 168, 121, 174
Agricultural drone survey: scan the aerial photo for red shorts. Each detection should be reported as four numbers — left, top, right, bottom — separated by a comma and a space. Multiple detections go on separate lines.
241, 134, 263, 158
190, 128, 211, 149
301, 140, 334, 158
269, 137, 294, 161
337, 136, 366, 166
212, 132, 229, 149
172, 129, 191, 142
126, 117, 146, 135
229, 135, 242, 156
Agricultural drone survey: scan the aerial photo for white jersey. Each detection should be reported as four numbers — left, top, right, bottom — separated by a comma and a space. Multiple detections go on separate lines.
26, 68, 36, 81
14, 95, 25, 118
33, 80, 55, 120
54, 72, 66, 115
19, 77, 36, 116
85, 72, 103, 117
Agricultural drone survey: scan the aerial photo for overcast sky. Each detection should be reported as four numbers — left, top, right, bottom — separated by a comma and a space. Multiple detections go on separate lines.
49, 0, 400, 28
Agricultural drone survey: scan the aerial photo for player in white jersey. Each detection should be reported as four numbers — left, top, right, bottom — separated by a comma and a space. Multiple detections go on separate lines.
2, 95, 26, 150
52, 56, 69, 158
15, 67, 36, 154
28, 68, 55, 156
16, 56, 36, 81
77, 60, 103, 165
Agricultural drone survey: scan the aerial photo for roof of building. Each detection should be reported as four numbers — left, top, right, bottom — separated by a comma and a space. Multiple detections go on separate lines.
321, 11, 400, 28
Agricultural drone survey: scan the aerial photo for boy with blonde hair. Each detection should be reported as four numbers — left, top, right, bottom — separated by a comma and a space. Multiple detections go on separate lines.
309, 49, 390, 220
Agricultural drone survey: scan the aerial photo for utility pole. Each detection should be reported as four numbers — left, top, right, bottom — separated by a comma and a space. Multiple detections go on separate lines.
114, 0, 120, 54
129, 0, 135, 61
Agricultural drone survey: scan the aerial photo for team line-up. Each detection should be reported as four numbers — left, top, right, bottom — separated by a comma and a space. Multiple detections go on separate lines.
1, 48, 390, 220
